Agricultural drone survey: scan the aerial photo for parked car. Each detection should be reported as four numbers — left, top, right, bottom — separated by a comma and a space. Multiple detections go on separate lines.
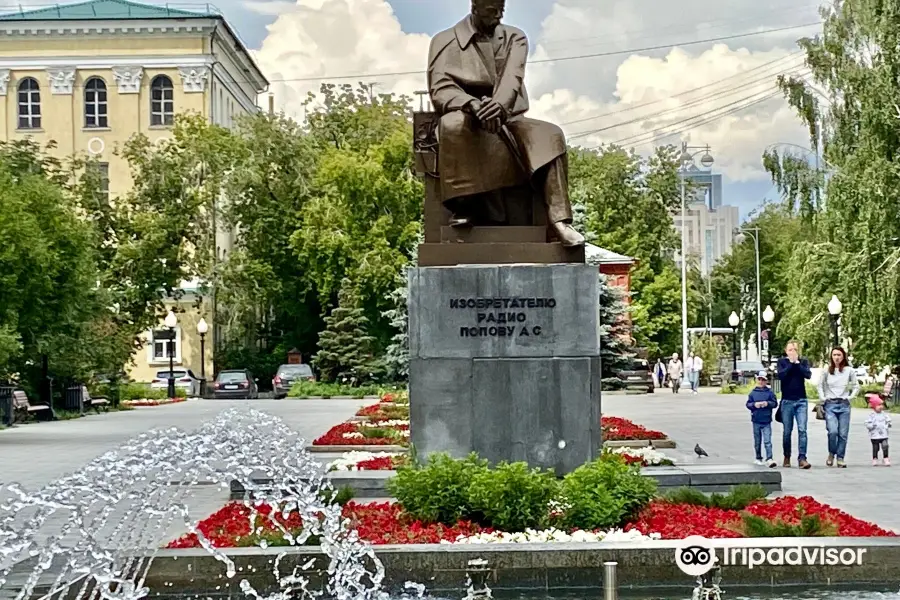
272, 364, 315, 399
213, 369, 259, 399
733, 360, 765, 384
150, 369, 202, 397
855, 365, 874, 385
615, 358, 655, 394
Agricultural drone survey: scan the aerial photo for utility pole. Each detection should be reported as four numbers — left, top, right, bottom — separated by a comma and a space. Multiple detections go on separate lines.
366, 82, 379, 103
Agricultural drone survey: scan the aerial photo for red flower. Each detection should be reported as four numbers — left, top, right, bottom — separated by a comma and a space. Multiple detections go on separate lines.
312, 422, 408, 446
601, 416, 667, 441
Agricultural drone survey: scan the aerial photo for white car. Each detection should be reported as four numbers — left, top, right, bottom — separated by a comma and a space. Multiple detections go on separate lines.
855, 365, 874, 386
150, 369, 202, 397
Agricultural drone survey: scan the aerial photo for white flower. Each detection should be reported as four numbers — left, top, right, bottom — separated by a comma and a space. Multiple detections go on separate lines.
611, 446, 674, 465
327, 451, 402, 471
342, 432, 365, 440
440, 527, 661, 544
359, 419, 410, 428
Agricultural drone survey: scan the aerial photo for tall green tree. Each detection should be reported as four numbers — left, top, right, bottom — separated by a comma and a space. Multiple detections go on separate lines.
768, 0, 900, 365
0, 141, 102, 384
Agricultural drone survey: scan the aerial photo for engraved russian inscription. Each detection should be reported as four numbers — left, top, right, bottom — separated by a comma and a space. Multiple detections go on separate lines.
452, 297, 555, 337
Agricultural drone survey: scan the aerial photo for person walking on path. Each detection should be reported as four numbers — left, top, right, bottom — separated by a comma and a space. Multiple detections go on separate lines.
668, 353, 683, 394
654, 358, 666, 389
746, 370, 778, 468
817, 346, 859, 468
865, 394, 891, 466
687, 352, 703, 394
776, 340, 812, 469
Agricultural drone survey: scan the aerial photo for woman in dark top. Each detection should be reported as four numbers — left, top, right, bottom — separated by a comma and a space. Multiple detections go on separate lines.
776, 340, 812, 469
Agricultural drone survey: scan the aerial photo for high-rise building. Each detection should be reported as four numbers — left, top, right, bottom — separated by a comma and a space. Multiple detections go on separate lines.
673, 198, 739, 275
682, 165, 724, 209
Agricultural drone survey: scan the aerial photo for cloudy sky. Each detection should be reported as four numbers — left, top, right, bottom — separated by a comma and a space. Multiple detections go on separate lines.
162, 0, 828, 218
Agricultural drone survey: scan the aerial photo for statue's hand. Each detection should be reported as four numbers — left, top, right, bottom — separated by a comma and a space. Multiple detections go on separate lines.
476, 98, 506, 124
482, 116, 502, 134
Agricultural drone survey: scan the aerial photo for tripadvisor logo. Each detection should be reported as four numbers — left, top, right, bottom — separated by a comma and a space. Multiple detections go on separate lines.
675, 536, 866, 575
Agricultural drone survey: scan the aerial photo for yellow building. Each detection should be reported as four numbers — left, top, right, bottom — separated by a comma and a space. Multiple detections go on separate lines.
0, 0, 269, 384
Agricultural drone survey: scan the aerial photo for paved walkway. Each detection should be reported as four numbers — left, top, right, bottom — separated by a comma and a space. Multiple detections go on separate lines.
604, 389, 900, 532
0, 398, 366, 490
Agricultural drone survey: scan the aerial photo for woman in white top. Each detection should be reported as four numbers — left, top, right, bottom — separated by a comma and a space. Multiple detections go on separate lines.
817, 346, 859, 468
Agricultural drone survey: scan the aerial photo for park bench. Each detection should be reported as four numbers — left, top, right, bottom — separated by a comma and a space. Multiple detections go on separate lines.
12, 390, 52, 422
82, 385, 109, 413
879, 376, 896, 408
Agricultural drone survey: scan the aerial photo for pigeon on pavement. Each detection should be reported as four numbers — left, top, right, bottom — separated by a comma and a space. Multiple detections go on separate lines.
694, 444, 709, 458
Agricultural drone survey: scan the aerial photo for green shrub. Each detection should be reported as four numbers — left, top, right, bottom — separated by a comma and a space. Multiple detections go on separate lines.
388, 453, 488, 525
558, 454, 657, 531
665, 483, 768, 510
664, 483, 767, 510
740, 513, 836, 537
288, 380, 381, 398
467, 462, 559, 532
319, 486, 355, 507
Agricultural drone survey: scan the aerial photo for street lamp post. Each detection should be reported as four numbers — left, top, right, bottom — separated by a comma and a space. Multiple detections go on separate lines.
164, 310, 177, 399
197, 317, 208, 397
762, 305, 775, 365
735, 227, 762, 362
828, 294, 842, 348
678, 141, 714, 386
729, 311, 741, 383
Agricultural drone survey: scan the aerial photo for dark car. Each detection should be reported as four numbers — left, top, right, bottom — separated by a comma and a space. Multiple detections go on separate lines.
213, 369, 259, 399
735, 360, 766, 383
272, 364, 315, 399
616, 358, 655, 394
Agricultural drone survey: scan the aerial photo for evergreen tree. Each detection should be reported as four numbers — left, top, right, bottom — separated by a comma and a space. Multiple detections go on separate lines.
382, 236, 420, 381
313, 278, 376, 384
587, 254, 632, 377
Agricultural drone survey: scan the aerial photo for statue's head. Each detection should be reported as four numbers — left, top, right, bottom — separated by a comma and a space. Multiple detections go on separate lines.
471, 0, 505, 34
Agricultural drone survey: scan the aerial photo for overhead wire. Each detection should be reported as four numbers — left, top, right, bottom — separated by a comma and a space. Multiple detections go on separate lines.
274, 21, 820, 83
566, 63, 808, 139
605, 87, 786, 148
560, 51, 805, 128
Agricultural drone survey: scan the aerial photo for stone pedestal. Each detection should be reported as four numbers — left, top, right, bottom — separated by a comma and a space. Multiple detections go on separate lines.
408, 264, 601, 474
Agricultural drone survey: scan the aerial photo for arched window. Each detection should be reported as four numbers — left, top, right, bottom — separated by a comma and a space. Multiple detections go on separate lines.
150, 75, 174, 126
84, 77, 108, 128
17, 77, 41, 129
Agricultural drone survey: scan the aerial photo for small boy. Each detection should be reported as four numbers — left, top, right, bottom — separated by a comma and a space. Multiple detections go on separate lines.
746, 370, 778, 468
865, 394, 891, 466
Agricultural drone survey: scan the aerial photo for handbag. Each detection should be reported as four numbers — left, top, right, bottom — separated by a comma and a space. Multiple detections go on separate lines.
813, 401, 825, 420
774, 401, 783, 423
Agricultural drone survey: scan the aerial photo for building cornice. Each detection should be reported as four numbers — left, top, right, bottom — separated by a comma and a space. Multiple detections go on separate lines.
0, 16, 217, 36
0, 54, 211, 70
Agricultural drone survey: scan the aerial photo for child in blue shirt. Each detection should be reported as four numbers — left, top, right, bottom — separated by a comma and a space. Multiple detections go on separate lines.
746, 371, 778, 467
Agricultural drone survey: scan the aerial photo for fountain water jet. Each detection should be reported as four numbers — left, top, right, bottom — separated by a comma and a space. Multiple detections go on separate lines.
0, 408, 395, 600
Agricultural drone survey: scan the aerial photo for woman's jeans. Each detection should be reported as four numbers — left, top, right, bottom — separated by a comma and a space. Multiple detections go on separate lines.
780, 398, 808, 460
824, 400, 851, 459
753, 422, 773, 461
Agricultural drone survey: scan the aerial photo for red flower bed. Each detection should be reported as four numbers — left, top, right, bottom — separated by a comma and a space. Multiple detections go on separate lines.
167, 501, 487, 548
312, 422, 406, 446
356, 404, 385, 416
628, 497, 896, 539
601, 416, 667, 441
169, 494, 894, 549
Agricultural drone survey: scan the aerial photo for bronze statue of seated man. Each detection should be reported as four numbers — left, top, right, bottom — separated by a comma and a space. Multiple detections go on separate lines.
426, 0, 584, 247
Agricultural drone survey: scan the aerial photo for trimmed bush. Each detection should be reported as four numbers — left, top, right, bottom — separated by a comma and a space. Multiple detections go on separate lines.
557, 453, 657, 531
388, 453, 488, 524
467, 462, 559, 532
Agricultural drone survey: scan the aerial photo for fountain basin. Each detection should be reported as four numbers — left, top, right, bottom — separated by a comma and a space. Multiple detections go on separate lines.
143, 537, 900, 595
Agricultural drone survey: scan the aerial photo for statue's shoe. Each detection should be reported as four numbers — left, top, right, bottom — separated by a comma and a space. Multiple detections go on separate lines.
449, 216, 472, 228
553, 222, 585, 247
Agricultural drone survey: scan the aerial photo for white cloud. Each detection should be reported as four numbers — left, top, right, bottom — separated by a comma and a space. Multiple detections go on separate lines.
253, 0, 818, 182
252, 0, 429, 117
